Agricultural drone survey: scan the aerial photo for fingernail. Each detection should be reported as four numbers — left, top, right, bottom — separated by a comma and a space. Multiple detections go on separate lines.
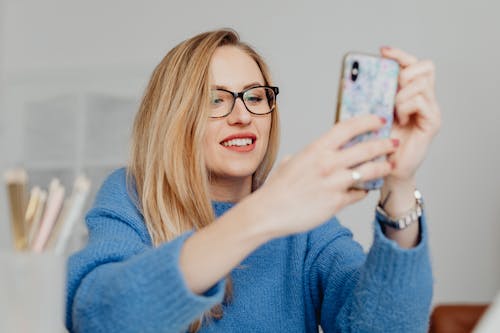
380, 117, 387, 124
381, 46, 391, 51
390, 161, 396, 169
391, 139, 400, 147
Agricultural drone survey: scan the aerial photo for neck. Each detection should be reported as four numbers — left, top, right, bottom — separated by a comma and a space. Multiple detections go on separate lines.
209, 175, 252, 203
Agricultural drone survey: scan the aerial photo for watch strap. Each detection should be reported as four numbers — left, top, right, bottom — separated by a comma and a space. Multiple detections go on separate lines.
376, 189, 424, 230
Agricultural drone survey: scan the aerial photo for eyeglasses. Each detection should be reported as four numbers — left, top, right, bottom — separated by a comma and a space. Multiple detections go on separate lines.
209, 85, 279, 118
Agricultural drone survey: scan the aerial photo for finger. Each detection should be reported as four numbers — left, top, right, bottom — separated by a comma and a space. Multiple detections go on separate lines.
333, 160, 393, 190
351, 160, 393, 187
322, 114, 386, 150
380, 46, 418, 68
396, 94, 430, 126
395, 77, 435, 105
400, 60, 436, 86
335, 138, 398, 169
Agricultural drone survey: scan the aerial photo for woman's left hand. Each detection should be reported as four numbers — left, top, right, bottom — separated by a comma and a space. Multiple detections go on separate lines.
380, 47, 441, 184
377, 47, 441, 248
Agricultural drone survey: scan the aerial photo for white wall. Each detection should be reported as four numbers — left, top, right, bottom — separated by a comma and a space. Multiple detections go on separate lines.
1, 0, 499, 305
0, 0, 9, 249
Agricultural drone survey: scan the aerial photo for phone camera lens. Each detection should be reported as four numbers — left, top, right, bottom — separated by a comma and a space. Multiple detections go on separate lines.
351, 61, 359, 82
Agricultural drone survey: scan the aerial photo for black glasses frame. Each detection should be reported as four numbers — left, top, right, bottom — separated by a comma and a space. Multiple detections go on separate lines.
209, 85, 280, 118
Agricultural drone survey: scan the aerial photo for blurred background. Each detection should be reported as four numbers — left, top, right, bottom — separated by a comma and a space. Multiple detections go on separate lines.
0, 0, 498, 306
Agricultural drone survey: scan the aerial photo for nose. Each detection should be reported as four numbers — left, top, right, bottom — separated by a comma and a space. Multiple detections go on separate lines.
227, 97, 252, 125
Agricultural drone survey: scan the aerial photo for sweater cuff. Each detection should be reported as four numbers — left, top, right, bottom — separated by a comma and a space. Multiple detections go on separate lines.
367, 212, 430, 287
133, 231, 226, 325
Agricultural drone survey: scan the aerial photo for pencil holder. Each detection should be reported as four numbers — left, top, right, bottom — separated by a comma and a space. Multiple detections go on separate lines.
0, 252, 66, 333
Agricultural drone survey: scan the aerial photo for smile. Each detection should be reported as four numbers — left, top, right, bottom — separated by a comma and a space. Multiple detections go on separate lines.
220, 135, 257, 152
221, 138, 253, 147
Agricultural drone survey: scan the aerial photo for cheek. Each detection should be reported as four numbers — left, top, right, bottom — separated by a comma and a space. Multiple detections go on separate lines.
204, 122, 220, 148
203, 125, 220, 166
259, 118, 272, 148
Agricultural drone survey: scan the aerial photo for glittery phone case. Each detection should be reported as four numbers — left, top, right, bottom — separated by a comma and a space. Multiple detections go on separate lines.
335, 52, 400, 190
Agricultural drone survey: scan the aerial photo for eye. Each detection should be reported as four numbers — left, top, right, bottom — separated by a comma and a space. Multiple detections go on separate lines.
244, 88, 266, 105
210, 91, 228, 106
245, 95, 262, 103
211, 97, 223, 105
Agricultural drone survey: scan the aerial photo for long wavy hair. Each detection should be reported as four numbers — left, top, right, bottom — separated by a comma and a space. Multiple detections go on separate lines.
127, 29, 280, 332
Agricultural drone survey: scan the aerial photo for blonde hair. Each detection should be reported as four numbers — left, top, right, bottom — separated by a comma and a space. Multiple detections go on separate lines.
127, 29, 280, 332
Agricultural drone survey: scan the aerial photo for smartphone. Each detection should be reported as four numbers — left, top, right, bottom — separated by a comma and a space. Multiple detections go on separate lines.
335, 52, 400, 190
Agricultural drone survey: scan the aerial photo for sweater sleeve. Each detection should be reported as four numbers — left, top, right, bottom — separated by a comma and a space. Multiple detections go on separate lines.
306, 214, 433, 333
66, 209, 226, 333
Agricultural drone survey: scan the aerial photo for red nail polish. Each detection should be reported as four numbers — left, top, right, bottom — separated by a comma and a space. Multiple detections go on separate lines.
380, 117, 387, 124
392, 139, 400, 147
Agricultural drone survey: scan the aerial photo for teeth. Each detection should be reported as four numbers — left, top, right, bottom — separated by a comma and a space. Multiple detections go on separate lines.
222, 138, 253, 147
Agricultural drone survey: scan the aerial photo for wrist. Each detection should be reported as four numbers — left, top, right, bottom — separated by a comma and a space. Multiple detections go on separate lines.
380, 177, 416, 217
237, 190, 279, 243
376, 188, 423, 247
383, 175, 416, 191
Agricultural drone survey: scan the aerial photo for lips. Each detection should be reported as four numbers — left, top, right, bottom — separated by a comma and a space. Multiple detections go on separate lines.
219, 132, 257, 145
219, 132, 257, 153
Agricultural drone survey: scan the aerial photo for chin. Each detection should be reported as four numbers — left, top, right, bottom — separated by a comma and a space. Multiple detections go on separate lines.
223, 166, 258, 178
209, 164, 258, 180
207, 150, 265, 180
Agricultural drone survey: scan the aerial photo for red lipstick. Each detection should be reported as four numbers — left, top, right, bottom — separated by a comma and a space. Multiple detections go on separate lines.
220, 132, 257, 153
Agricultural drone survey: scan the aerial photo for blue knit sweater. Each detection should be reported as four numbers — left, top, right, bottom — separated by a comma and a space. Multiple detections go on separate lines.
66, 168, 433, 332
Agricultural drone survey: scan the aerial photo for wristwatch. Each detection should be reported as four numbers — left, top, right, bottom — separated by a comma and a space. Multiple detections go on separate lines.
376, 189, 424, 230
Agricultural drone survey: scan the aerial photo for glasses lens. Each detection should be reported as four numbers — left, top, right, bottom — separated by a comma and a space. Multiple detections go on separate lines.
210, 90, 234, 117
243, 87, 276, 114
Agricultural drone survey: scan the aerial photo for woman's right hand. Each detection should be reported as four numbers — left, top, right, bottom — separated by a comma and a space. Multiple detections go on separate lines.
250, 114, 398, 238
180, 115, 396, 295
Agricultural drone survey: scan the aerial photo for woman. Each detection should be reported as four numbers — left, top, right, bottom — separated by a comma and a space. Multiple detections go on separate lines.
66, 29, 441, 332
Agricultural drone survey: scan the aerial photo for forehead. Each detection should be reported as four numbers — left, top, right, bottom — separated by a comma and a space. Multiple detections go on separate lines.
210, 46, 265, 90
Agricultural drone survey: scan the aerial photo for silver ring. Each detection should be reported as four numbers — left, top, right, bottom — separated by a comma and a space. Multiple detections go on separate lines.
350, 170, 363, 189
351, 170, 362, 184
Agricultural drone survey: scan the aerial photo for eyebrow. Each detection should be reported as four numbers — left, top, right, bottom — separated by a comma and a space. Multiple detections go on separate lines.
212, 82, 264, 91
